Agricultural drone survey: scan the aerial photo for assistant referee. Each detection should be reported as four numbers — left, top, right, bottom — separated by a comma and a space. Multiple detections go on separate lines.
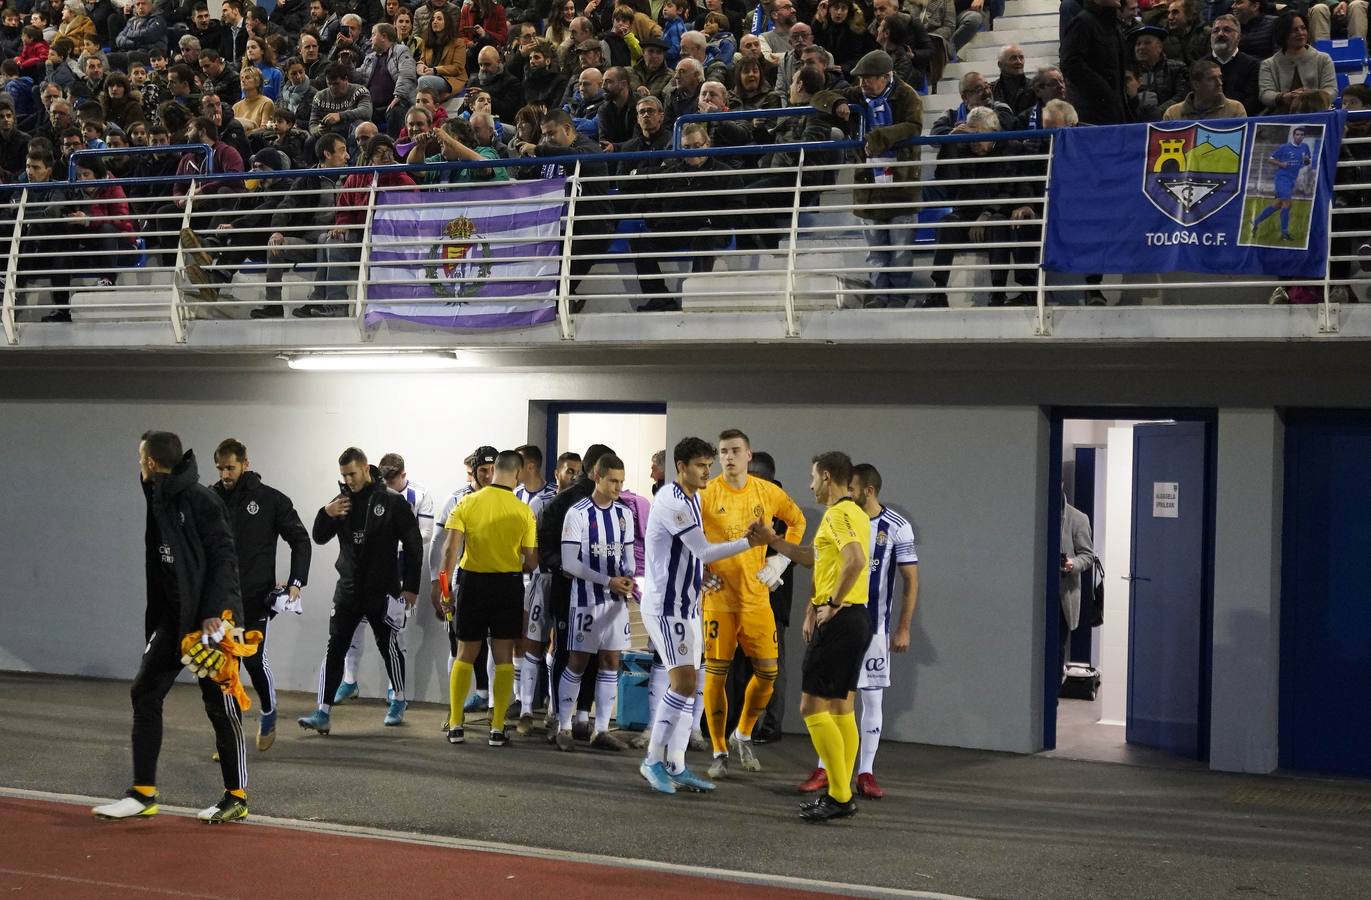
759, 450, 871, 822
439, 449, 538, 747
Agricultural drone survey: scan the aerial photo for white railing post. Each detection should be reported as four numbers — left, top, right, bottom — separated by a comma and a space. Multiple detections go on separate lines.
169, 181, 198, 343
354, 172, 380, 337
556, 160, 581, 340
1034, 134, 1055, 337
2, 188, 27, 345
781, 147, 805, 338
1320, 186, 1339, 334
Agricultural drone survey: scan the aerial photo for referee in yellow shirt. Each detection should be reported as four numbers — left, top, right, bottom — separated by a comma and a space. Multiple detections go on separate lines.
757, 450, 871, 822
439, 450, 538, 747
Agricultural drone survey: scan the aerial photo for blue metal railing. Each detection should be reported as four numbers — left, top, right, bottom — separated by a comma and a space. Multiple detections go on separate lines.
669, 105, 869, 148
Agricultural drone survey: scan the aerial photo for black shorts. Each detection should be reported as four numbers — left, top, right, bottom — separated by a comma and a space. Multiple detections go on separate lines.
454, 571, 524, 642
801, 604, 872, 700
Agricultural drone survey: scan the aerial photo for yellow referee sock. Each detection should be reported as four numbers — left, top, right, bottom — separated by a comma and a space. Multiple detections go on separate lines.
835, 711, 860, 789
491, 663, 515, 733
449, 660, 474, 728
804, 712, 852, 803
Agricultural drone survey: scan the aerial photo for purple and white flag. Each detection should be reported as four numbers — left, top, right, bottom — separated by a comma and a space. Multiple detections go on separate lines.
364, 178, 567, 330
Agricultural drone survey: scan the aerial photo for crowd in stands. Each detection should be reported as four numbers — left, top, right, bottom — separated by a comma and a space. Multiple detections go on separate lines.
0, 0, 1363, 320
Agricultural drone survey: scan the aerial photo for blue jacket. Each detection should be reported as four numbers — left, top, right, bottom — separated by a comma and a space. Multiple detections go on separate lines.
662, 18, 686, 67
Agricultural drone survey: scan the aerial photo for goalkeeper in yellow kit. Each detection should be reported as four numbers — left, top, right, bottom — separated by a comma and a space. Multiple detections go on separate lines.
701, 429, 807, 778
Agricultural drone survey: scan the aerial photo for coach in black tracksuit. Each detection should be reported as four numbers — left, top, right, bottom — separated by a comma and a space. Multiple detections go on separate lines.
536, 443, 614, 733
134, 434, 246, 798
306, 448, 422, 730
211, 441, 311, 748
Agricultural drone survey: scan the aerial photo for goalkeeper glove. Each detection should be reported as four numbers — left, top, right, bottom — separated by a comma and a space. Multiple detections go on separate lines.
182, 641, 227, 678
756, 554, 790, 590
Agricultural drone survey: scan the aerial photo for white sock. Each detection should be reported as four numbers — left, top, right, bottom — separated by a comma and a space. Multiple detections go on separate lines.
647, 663, 667, 728
576, 709, 589, 725
691, 663, 704, 732
668, 695, 696, 774
486, 648, 496, 708
594, 669, 617, 735
557, 668, 582, 731
342, 620, 366, 684
519, 652, 540, 712
858, 688, 884, 776
648, 689, 690, 768
544, 649, 556, 713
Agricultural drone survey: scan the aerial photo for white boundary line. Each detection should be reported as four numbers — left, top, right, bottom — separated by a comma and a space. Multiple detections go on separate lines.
1, 786, 974, 900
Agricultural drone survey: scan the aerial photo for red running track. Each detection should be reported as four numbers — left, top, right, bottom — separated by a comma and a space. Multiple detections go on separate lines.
0, 796, 847, 899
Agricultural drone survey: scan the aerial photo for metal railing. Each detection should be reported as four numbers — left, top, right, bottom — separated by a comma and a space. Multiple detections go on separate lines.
0, 119, 1364, 346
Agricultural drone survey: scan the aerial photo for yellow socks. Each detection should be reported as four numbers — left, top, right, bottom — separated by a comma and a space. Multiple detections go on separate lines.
804, 712, 853, 803
491, 663, 515, 733
738, 663, 778, 738
835, 711, 859, 789
703, 661, 730, 753
449, 660, 474, 727
132, 785, 157, 798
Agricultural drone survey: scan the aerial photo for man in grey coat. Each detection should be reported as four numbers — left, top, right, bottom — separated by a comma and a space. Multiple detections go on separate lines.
1059, 492, 1096, 680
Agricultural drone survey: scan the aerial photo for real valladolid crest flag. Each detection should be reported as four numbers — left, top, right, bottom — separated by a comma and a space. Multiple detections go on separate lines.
1043, 111, 1344, 279
365, 178, 567, 330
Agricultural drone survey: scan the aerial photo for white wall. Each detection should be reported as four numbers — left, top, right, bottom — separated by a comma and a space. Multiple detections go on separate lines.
557, 411, 665, 500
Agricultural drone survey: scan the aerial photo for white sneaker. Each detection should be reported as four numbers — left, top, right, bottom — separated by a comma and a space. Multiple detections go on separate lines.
92, 790, 159, 820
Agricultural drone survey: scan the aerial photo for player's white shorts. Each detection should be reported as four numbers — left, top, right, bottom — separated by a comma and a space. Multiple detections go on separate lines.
858, 632, 890, 690
644, 613, 702, 670
568, 600, 631, 654
523, 572, 552, 642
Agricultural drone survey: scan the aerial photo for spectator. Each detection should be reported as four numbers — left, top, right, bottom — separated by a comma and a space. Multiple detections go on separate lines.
629, 121, 739, 312
76, 53, 107, 102
0, 7, 22, 62
813, 49, 922, 309
408, 115, 508, 182
747, 66, 840, 249
357, 22, 416, 134
244, 36, 284, 100
523, 39, 568, 108
1132, 24, 1189, 113
930, 71, 1014, 135
1309, 0, 1368, 44
330, 13, 368, 62
298, 133, 415, 317
813, 0, 876, 76
278, 56, 316, 117
1163, 0, 1208, 65
470, 45, 522, 120
660, 0, 688, 66
270, 0, 309, 39
56, 0, 95, 47
350, 119, 379, 163
1231, 0, 1276, 60
919, 0, 957, 80
800, 44, 849, 92
234, 65, 276, 130
395, 8, 422, 57
1014, 66, 1065, 145
460, 0, 509, 58
308, 61, 373, 144
1163, 58, 1247, 119
763, 0, 798, 56
875, 14, 929, 93
0, 98, 30, 180
566, 38, 611, 100
546, 0, 576, 47
701, 12, 736, 73
15, 144, 80, 322
186, 3, 223, 55
730, 55, 783, 128
603, 7, 644, 68
1062, 0, 1129, 125
251, 104, 309, 163
220, 0, 250, 61
177, 34, 203, 69
469, 109, 509, 156
617, 92, 670, 160
596, 65, 637, 148
415, 7, 468, 99
629, 35, 671, 97
305, 0, 339, 52
506, 18, 539, 80
1259, 11, 1335, 113
31, 7, 55, 45
412, 0, 450, 39
772, 20, 814, 94
560, 17, 606, 77
102, 71, 145, 131
566, 67, 607, 136
18, 26, 50, 82
993, 44, 1034, 114
662, 56, 704, 125
950, 0, 985, 54
926, 106, 1033, 308
1208, 14, 1261, 115
43, 36, 80, 94
736, 31, 778, 85
199, 50, 241, 105
34, 95, 74, 146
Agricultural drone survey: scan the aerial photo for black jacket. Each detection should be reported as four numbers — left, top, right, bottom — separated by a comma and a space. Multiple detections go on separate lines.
536, 474, 595, 620
1061, 2, 1128, 125
143, 450, 242, 639
1212, 51, 1262, 116
213, 470, 311, 621
312, 465, 422, 609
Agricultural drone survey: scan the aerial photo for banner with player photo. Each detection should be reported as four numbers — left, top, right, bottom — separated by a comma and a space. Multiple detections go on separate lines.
1043, 111, 1344, 279
364, 178, 567, 330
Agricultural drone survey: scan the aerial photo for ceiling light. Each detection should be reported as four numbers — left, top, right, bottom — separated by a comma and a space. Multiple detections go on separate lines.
283, 351, 461, 371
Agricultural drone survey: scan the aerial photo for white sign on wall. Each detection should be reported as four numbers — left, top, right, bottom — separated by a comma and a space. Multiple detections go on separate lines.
1153, 482, 1179, 518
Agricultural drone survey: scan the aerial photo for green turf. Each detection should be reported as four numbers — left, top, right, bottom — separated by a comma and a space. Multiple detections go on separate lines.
1239, 196, 1314, 247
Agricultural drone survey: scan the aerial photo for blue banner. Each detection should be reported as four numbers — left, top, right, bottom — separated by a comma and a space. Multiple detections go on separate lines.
1043, 112, 1344, 279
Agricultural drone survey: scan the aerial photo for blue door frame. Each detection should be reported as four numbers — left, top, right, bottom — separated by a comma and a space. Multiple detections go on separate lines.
1043, 408, 1217, 758
543, 401, 668, 482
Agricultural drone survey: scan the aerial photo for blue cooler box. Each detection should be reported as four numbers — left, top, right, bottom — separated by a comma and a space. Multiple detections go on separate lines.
617, 651, 653, 731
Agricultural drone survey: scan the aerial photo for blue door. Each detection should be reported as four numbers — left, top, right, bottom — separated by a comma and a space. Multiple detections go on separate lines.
1127, 421, 1208, 759
1280, 413, 1371, 777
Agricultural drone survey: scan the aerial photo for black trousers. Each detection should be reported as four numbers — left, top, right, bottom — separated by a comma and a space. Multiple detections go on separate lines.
240, 613, 276, 716
930, 220, 1037, 299
131, 616, 246, 791
320, 598, 405, 707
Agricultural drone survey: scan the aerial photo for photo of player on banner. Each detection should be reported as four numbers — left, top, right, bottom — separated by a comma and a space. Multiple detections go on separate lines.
1241, 122, 1322, 251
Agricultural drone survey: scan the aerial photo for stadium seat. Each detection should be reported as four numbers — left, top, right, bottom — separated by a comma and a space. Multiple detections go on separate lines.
916, 206, 953, 244
1315, 37, 1368, 73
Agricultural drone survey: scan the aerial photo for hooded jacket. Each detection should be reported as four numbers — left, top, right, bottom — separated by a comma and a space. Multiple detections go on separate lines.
143, 450, 242, 639
312, 465, 422, 609
213, 470, 311, 621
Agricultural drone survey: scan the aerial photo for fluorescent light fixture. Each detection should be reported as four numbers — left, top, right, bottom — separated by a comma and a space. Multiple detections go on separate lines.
283, 351, 461, 371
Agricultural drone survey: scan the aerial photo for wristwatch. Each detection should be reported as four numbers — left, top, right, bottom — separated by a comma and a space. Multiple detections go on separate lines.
826, 596, 842, 609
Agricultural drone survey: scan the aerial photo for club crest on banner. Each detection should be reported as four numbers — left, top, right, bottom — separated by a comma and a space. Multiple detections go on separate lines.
426, 215, 493, 299
1142, 123, 1246, 226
